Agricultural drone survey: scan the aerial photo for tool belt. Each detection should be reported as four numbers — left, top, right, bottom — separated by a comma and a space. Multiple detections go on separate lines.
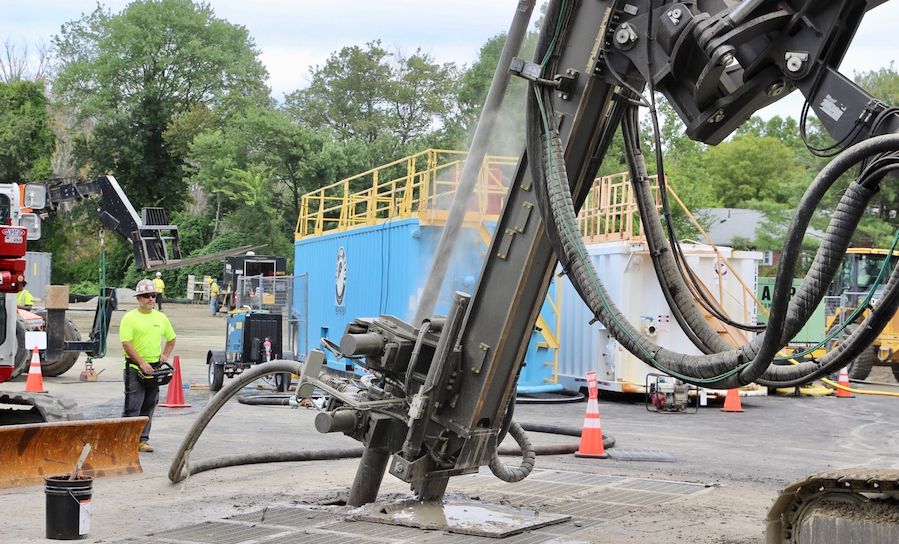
127, 359, 174, 386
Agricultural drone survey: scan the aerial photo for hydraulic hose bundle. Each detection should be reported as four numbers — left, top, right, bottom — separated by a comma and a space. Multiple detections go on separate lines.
526, 0, 899, 390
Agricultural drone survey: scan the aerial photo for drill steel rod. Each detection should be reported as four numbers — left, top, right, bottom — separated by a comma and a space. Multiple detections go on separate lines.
413, 0, 536, 325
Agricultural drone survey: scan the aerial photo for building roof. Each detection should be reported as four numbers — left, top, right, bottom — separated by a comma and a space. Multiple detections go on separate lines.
700, 208, 825, 247
701, 208, 766, 246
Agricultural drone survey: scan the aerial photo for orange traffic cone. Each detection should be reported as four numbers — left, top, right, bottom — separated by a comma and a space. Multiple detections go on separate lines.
575, 371, 608, 459
24, 346, 46, 393
721, 388, 743, 412
835, 367, 854, 398
159, 355, 191, 408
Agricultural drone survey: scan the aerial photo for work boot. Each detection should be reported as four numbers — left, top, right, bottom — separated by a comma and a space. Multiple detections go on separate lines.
138, 442, 155, 453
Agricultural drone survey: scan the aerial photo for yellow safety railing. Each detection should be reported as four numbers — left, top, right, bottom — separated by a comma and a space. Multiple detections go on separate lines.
578, 172, 663, 242
296, 149, 517, 239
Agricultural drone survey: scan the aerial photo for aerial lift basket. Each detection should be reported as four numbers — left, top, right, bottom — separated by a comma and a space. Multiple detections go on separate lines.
0, 417, 147, 488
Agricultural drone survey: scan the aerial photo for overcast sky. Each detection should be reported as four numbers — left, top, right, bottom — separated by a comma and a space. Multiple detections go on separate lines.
2, 0, 897, 119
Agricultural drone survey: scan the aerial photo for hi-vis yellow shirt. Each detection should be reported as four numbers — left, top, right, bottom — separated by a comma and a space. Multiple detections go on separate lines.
153, 277, 165, 294
16, 289, 33, 308
119, 309, 175, 366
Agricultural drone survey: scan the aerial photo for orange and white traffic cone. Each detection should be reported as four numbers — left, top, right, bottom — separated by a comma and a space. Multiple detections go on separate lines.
575, 371, 608, 459
721, 388, 743, 412
159, 355, 191, 408
24, 346, 46, 393
835, 367, 854, 398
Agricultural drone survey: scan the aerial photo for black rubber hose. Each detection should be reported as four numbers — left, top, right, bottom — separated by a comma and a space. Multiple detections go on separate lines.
169, 360, 306, 483
758, 260, 899, 387
169, 359, 599, 483
742, 137, 893, 384
538, 120, 895, 387
237, 393, 294, 406
185, 448, 366, 478
185, 423, 596, 481
622, 108, 732, 354
519, 421, 616, 449
489, 421, 536, 482
515, 391, 585, 403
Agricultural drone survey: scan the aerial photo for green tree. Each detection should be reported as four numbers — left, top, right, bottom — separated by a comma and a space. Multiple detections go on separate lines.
52, 0, 270, 212
284, 41, 461, 166
0, 81, 54, 182
187, 106, 338, 241
451, 32, 537, 155
703, 134, 805, 208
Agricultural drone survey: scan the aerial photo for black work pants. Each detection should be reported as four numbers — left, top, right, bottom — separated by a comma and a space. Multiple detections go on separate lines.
156, 294, 163, 311
122, 367, 159, 442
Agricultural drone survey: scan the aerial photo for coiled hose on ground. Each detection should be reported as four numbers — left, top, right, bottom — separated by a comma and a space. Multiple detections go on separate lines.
170, 361, 614, 484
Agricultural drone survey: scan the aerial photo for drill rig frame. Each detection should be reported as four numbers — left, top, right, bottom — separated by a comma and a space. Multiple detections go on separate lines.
295, 1, 899, 531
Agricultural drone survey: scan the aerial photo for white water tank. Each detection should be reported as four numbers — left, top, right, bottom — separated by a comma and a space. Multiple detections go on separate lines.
557, 241, 761, 394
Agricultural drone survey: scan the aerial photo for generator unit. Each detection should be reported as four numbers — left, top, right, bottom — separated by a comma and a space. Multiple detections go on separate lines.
206, 310, 294, 392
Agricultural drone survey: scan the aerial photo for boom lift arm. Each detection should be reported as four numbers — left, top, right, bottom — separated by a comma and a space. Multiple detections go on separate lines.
295, 1, 899, 536
37, 175, 182, 270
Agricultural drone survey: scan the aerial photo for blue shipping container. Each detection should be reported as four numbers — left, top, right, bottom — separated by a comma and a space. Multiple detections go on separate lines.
293, 217, 557, 389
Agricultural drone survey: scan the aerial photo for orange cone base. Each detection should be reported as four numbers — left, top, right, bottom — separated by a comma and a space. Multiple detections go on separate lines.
835, 389, 854, 398
575, 451, 609, 459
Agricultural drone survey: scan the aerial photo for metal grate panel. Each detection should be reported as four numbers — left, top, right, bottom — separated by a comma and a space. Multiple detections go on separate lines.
484, 479, 594, 498
124, 471, 713, 543
228, 506, 337, 527
321, 520, 433, 541
265, 531, 379, 544
546, 500, 637, 519
528, 470, 627, 488
151, 521, 289, 544
580, 488, 677, 506
610, 478, 706, 495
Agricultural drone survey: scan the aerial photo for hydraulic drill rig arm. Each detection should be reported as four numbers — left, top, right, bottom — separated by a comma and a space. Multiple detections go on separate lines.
298, 0, 899, 539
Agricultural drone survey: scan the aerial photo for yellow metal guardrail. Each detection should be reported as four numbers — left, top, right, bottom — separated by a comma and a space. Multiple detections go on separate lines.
296, 149, 517, 239
577, 172, 663, 242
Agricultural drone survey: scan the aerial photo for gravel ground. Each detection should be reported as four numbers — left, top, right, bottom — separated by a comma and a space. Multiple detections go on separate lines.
2, 302, 898, 543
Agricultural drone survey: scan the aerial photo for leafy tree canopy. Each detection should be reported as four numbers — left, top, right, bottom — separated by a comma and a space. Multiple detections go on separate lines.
52, 0, 270, 211
284, 41, 460, 166
0, 80, 54, 182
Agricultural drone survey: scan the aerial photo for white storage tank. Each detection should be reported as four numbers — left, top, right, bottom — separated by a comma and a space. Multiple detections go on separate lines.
557, 240, 761, 394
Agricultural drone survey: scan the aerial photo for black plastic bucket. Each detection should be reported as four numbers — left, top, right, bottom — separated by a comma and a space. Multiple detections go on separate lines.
45, 475, 93, 540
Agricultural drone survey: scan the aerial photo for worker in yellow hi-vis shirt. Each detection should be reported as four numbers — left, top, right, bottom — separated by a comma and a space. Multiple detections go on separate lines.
153, 271, 165, 311
16, 280, 34, 311
121, 279, 176, 453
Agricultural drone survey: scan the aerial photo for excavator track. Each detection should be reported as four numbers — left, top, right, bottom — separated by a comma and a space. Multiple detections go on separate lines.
767, 468, 899, 543
0, 391, 84, 425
